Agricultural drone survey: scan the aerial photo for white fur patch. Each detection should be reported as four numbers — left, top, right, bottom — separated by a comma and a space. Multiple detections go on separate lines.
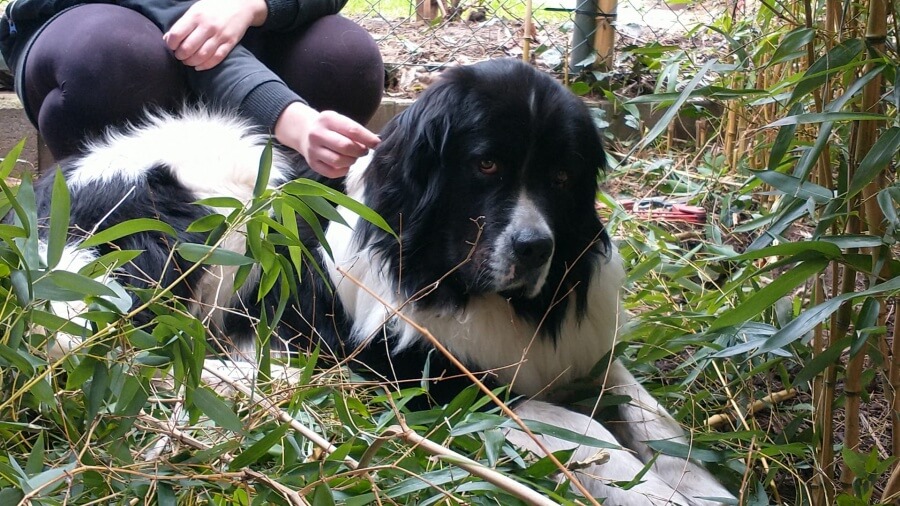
67, 108, 290, 204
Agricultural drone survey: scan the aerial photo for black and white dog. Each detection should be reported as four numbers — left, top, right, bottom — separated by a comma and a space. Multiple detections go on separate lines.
30, 59, 733, 505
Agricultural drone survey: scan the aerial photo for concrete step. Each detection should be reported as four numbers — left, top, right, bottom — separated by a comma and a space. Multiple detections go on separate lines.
0, 91, 411, 175
0, 92, 46, 174
1, 90, 715, 176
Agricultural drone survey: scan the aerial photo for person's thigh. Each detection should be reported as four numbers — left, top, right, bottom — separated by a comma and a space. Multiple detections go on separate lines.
260, 15, 384, 126
23, 4, 186, 159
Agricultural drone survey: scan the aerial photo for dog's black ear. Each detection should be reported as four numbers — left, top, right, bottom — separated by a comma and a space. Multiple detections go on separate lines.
374, 82, 456, 186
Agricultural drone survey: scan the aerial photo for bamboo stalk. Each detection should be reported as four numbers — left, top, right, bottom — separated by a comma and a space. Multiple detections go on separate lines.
523, 0, 533, 62
842, 0, 889, 488
593, 0, 617, 70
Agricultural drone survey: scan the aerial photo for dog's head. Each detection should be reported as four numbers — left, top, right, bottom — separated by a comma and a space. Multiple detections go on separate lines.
353, 59, 610, 334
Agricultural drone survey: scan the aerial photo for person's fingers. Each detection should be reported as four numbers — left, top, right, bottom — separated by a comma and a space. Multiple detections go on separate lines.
319, 111, 381, 149
308, 157, 349, 178
183, 37, 220, 67
163, 18, 195, 51
195, 44, 233, 71
172, 25, 213, 62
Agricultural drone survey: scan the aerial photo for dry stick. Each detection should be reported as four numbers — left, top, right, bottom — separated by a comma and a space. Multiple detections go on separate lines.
200, 363, 361, 470
382, 425, 560, 506
201, 363, 564, 506
335, 266, 602, 505
883, 462, 900, 503
710, 362, 780, 502
705, 388, 798, 429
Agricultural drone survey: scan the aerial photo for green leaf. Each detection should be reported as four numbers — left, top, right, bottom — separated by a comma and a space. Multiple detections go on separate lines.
767, 103, 803, 171
757, 275, 900, 354
24, 432, 45, 475
645, 439, 727, 462
283, 179, 394, 237
33, 270, 119, 301
191, 386, 243, 433
254, 141, 273, 198
229, 423, 292, 470
25, 462, 76, 494
0, 139, 26, 179
788, 38, 865, 104
709, 259, 828, 331
312, 484, 336, 506
793, 336, 852, 386
847, 126, 900, 198
176, 243, 255, 266
769, 28, 815, 65
509, 419, 620, 449
766, 111, 888, 128
752, 170, 833, 203
47, 170, 71, 268
157, 482, 176, 506
636, 59, 717, 150
79, 218, 177, 248
716, 241, 842, 262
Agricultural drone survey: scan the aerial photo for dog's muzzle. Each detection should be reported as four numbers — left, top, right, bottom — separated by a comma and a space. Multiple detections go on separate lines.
490, 195, 555, 298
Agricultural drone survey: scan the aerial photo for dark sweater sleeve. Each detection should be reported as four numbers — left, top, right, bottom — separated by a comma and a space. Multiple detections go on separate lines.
261, 0, 348, 31
182, 44, 302, 130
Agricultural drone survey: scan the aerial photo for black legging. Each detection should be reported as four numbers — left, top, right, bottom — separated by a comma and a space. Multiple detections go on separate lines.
22, 4, 384, 160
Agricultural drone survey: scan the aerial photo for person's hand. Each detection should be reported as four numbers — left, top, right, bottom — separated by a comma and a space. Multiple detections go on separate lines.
163, 0, 267, 71
276, 102, 381, 178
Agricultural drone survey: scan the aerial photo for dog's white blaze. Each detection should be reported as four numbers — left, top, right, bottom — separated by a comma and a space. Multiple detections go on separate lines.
490, 192, 554, 297
67, 110, 288, 204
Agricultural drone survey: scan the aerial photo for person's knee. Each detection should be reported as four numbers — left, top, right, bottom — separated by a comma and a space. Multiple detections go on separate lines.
275, 16, 384, 124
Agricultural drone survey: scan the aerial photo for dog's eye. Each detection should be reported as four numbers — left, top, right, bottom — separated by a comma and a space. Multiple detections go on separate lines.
479, 160, 499, 175
553, 170, 570, 187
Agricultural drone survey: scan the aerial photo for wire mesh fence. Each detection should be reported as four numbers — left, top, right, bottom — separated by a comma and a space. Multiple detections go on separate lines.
344, 0, 743, 97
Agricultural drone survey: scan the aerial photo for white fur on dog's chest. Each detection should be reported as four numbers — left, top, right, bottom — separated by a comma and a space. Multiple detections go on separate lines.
325, 201, 627, 398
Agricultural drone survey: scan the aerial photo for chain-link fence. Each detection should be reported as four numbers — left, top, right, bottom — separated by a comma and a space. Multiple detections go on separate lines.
344, 0, 742, 97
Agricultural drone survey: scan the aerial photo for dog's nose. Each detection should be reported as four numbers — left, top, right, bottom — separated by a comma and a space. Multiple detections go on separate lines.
511, 230, 554, 270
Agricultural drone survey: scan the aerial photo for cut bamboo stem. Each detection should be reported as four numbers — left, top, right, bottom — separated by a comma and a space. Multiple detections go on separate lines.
593, 0, 617, 70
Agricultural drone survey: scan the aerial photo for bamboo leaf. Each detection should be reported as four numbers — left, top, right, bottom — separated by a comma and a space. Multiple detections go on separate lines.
645, 439, 728, 463
176, 243, 255, 266
752, 170, 833, 203
79, 218, 177, 249
757, 275, 900, 355
284, 179, 394, 237
508, 419, 620, 449
0, 139, 26, 180
33, 270, 119, 301
766, 111, 888, 128
793, 336, 852, 386
788, 38, 865, 104
847, 126, 900, 198
253, 141, 274, 198
191, 387, 243, 433
767, 103, 803, 171
709, 259, 828, 331
769, 28, 815, 65
228, 423, 291, 470
46, 170, 70, 269
637, 59, 717, 150
715, 241, 842, 262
